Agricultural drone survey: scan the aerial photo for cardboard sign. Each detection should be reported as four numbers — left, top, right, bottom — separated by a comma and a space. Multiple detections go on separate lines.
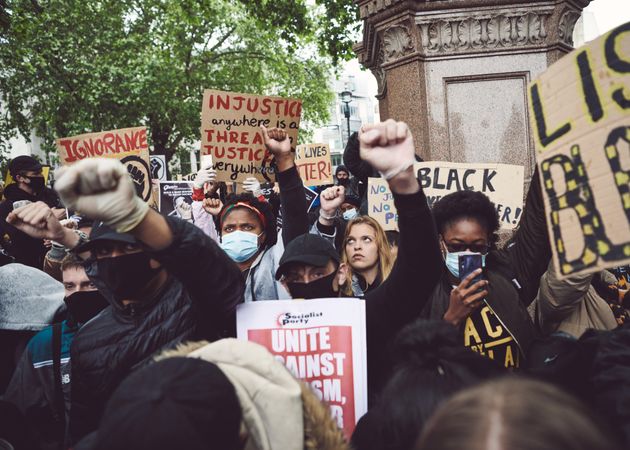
201, 90, 302, 183
367, 162, 525, 231
295, 143, 333, 186
150, 155, 167, 181
56, 127, 154, 204
527, 22, 630, 277
367, 178, 398, 231
158, 181, 194, 222
237, 298, 367, 438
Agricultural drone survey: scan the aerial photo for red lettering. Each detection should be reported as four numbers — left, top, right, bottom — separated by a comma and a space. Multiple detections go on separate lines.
216, 131, 228, 143
253, 132, 263, 144
317, 160, 328, 180
246, 98, 259, 113
254, 149, 265, 161
205, 129, 215, 141
124, 133, 135, 151
233, 96, 245, 110
261, 98, 271, 114
229, 131, 239, 143
103, 133, 115, 154
115, 134, 126, 153
139, 129, 147, 149
93, 138, 104, 156
59, 140, 77, 163
217, 94, 230, 110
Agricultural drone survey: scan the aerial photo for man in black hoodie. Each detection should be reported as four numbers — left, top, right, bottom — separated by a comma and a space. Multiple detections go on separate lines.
8, 157, 245, 443
0, 155, 64, 268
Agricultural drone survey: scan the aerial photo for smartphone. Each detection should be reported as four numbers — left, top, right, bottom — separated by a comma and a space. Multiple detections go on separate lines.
459, 253, 484, 285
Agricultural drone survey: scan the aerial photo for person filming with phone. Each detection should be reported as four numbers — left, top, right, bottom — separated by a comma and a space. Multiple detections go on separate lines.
420, 190, 535, 369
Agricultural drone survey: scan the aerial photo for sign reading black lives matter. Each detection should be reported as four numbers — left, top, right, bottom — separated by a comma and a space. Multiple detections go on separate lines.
201, 89, 302, 183
368, 162, 524, 232
527, 22, 630, 278
158, 181, 194, 222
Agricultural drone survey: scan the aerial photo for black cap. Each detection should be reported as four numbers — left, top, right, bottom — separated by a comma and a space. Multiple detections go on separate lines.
74, 222, 137, 253
8, 155, 42, 177
275, 233, 339, 280
92, 357, 242, 450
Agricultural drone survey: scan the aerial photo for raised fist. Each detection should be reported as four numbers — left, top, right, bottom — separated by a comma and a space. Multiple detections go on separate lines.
127, 165, 145, 198
202, 197, 223, 216
54, 158, 149, 233
7, 201, 66, 241
261, 126, 292, 158
320, 186, 346, 216
359, 119, 415, 180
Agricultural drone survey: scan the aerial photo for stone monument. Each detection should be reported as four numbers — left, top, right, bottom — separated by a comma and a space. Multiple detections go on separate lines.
354, 0, 591, 179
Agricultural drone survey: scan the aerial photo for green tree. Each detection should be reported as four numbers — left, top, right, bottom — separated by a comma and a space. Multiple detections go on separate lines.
0, 0, 359, 164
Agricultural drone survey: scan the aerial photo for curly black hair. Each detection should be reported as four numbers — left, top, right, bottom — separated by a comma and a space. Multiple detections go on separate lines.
220, 192, 278, 249
432, 190, 500, 245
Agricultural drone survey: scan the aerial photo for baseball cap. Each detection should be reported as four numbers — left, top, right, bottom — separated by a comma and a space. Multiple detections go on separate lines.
8, 155, 42, 177
275, 233, 339, 280
74, 222, 138, 253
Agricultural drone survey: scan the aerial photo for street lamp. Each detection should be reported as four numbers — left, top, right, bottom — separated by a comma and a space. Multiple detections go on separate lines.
341, 90, 352, 140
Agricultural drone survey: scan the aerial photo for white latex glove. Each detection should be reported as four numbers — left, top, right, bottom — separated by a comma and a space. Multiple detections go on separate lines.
242, 177, 262, 197
359, 119, 415, 180
54, 158, 149, 233
193, 167, 217, 189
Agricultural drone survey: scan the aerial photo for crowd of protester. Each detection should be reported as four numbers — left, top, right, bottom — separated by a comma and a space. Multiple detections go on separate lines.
0, 119, 628, 450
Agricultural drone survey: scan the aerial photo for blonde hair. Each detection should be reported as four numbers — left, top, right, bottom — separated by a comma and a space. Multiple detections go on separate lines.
340, 215, 393, 296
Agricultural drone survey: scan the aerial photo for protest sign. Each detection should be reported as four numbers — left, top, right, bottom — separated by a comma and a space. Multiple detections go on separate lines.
158, 181, 194, 222
367, 162, 524, 231
150, 155, 167, 181
295, 143, 333, 186
527, 22, 630, 277
368, 178, 398, 231
201, 89, 302, 183
56, 127, 154, 204
237, 298, 367, 438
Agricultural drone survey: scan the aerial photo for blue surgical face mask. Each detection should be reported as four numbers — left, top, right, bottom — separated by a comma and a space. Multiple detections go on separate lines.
444, 251, 486, 279
343, 208, 358, 221
220, 230, 261, 263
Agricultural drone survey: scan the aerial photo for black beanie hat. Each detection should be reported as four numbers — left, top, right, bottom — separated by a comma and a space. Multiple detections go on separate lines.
335, 165, 349, 176
93, 357, 242, 450
8, 155, 42, 177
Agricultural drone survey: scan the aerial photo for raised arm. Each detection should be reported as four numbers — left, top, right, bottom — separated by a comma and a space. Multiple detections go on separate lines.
343, 131, 373, 183
261, 126, 309, 246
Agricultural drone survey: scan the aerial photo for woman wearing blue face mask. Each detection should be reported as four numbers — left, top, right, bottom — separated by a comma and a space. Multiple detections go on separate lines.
194, 126, 310, 302
420, 190, 539, 370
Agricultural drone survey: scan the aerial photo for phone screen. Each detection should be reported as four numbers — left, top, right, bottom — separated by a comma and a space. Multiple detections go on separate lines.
459, 253, 484, 284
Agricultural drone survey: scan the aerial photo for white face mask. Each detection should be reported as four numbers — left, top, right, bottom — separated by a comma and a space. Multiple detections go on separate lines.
343, 208, 358, 221
220, 230, 261, 263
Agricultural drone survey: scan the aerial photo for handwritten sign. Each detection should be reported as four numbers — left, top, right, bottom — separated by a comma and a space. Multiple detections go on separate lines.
368, 162, 525, 231
201, 90, 302, 183
527, 22, 630, 277
237, 298, 367, 438
56, 127, 153, 203
295, 143, 333, 186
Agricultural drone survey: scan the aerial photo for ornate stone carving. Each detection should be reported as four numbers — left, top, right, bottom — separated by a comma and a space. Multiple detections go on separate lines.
382, 25, 414, 62
558, 9, 581, 47
370, 46, 387, 99
418, 11, 551, 54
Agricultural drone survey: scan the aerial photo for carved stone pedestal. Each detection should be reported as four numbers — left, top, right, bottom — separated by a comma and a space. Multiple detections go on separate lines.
354, 0, 591, 177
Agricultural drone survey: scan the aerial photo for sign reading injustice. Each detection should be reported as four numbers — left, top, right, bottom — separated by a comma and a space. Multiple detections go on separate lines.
527, 22, 630, 277
201, 90, 302, 183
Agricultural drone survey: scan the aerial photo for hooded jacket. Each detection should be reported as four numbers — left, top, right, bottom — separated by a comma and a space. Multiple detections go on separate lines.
171, 339, 349, 450
68, 216, 244, 443
0, 184, 62, 268
533, 262, 618, 338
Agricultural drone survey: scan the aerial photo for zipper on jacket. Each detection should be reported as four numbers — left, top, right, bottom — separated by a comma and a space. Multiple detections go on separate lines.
483, 299, 524, 357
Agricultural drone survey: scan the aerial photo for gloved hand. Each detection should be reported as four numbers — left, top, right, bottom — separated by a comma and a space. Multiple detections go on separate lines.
193, 166, 217, 189
242, 177, 262, 197
359, 119, 415, 180
54, 158, 149, 233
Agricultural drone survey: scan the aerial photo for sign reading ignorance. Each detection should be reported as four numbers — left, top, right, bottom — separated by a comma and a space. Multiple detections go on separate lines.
367, 162, 525, 231
237, 299, 367, 438
56, 127, 154, 203
201, 90, 302, 183
295, 143, 333, 186
527, 22, 630, 277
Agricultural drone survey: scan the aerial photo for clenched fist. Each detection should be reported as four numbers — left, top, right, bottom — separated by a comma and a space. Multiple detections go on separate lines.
54, 158, 150, 233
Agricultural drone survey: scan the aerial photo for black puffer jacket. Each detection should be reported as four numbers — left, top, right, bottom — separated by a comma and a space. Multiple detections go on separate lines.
68, 217, 244, 443
0, 184, 62, 268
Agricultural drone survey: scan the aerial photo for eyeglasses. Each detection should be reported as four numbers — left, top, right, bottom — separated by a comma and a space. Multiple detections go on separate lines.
444, 242, 490, 255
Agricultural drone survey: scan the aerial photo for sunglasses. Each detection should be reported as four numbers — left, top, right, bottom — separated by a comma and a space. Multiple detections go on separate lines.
444, 242, 490, 255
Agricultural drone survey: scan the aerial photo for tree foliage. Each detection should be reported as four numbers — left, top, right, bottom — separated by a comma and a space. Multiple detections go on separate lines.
0, 0, 360, 163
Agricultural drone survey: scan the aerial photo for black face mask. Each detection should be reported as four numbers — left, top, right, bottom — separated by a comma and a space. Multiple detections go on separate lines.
337, 178, 349, 186
64, 290, 109, 324
287, 271, 338, 299
25, 176, 45, 193
96, 252, 161, 301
